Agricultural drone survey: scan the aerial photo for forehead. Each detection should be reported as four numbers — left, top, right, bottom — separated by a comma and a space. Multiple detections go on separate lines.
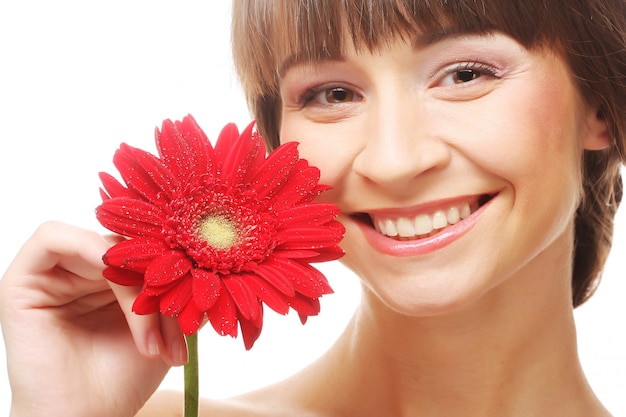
264, 0, 550, 72
278, 27, 491, 76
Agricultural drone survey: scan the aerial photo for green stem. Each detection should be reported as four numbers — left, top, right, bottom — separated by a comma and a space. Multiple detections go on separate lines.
184, 333, 199, 417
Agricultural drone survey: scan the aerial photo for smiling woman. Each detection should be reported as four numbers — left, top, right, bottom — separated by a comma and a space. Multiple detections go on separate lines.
0, 1, 625, 417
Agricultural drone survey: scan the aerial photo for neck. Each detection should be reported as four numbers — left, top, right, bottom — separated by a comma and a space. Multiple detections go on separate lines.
320, 233, 606, 416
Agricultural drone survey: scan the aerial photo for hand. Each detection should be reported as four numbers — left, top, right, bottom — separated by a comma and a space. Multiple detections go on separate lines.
0, 221, 186, 417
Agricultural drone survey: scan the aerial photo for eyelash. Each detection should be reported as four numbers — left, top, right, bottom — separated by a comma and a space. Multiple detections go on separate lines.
294, 61, 500, 106
441, 61, 500, 85
295, 89, 320, 107
295, 85, 353, 108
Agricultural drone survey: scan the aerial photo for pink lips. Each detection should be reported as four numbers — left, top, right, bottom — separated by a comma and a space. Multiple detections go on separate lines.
356, 196, 494, 257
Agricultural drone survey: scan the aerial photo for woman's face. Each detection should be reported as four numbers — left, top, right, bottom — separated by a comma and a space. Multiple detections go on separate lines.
278, 33, 606, 316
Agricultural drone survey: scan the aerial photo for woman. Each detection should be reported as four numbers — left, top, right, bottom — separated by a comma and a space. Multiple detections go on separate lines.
1, 0, 624, 415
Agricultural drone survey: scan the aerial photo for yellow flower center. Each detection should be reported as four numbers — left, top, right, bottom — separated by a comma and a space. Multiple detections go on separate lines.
198, 215, 237, 249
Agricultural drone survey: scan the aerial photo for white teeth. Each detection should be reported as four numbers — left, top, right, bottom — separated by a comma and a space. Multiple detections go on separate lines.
414, 214, 433, 235
372, 201, 475, 239
397, 217, 415, 237
460, 202, 471, 219
432, 210, 448, 229
385, 218, 398, 236
447, 206, 461, 224
377, 217, 398, 237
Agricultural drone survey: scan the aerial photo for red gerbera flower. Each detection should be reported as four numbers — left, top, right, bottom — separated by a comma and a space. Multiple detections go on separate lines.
96, 115, 344, 349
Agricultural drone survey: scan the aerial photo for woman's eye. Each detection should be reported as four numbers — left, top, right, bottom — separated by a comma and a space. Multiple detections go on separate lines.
325, 87, 355, 103
297, 85, 360, 107
452, 69, 481, 83
439, 63, 498, 87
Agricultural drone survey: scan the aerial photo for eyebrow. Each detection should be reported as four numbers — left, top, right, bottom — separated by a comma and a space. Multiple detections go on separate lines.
279, 27, 493, 75
279, 55, 325, 77
414, 27, 494, 46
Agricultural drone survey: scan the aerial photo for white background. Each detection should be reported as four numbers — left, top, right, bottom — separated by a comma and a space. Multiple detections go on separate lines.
0, 1, 623, 415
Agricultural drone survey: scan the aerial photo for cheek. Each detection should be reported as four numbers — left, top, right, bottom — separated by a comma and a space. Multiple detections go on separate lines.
453, 78, 582, 189
280, 117, 359, 188
472, 86, 584, 246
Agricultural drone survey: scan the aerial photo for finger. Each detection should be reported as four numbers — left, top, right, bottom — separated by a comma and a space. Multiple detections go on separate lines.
1, 222, 118, 310
7, 221, 112, 281
108, 282, 188, 366
160, 315, 187, 366
106, 281, 164, 357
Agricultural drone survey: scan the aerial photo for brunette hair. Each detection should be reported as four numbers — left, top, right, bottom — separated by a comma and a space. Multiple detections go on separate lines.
231, 0, 626, 306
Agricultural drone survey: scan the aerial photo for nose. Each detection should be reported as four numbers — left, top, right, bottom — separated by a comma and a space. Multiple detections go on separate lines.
352, 93, 451, 191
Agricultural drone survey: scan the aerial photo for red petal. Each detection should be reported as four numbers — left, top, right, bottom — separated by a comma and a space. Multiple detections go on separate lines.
207, 283, 238, 337
191, 268, 221, 311
275, 225, 345, 250
178, 301, 205, 335
245, 274, 290, 315
159, 274, 193, 316
268, 257, 333, 298
98, 172, 138, 200
302, 245, 345, 263
300, 184, 332, 204
272, 163, 321, 209
215, 122, 263, 184
99, 188, 111, 202
124, 145, 176, 201
222, 275, 260, 320
250, 141, 299, 199
96, 197, 165, 238
241, 125, 268, 183
132, 291, 160, 315
140, 279, 179, 296
176, 115, 215, 173
300, 262, 334, 295
113, 144, 167, 204
271, 242, 344, 264
213, 122, 239, 155
102, 266, 144, 286
272, 249, 323, 259
277, 203, 341, 227
288, 293, 321, 319
156, 115, 216, 180
252, 260, 295, 297
144, 250, 192, 286
239, 306, 263, 350
102, 237, 168, 273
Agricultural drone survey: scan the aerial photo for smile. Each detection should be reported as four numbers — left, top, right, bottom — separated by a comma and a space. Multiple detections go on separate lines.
371, 200, 477, 240
352, 193, 495, 256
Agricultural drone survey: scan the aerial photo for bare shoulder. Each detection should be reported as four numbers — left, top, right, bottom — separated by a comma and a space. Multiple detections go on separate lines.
136, 390, 250, 417
136, 386, 322, 417
136, 390, 185, 417
137, 348, 340, 417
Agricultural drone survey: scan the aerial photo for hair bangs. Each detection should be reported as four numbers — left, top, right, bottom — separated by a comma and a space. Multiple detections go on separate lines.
233, 0, 552, 99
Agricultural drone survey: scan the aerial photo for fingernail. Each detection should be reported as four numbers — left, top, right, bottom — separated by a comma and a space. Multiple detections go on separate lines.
147, 331, 161, 356
172, 336, 188, 366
